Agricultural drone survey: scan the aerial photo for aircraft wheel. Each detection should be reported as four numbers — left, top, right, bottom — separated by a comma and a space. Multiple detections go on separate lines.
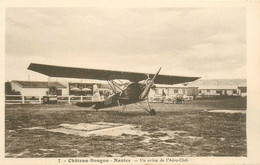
150, 109, 156, 116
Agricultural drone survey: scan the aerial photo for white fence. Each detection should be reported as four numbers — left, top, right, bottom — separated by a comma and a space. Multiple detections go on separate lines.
6, 95, 194, 105
5, 95, 92, 104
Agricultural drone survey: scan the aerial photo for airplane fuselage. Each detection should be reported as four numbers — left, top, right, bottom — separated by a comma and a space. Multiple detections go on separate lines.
76, 82, 148, 109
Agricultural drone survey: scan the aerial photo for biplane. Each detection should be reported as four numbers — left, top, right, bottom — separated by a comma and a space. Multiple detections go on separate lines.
28, 63, 200, 115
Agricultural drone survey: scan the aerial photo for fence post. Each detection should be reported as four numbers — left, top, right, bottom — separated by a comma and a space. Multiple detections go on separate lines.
68, 96, 71, 104
81, 95, 83, 102
22, 96, 25, 104
39, 96, 41, 104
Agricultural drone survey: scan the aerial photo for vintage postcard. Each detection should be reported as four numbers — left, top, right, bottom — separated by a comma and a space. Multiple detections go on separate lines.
1, 1, 260, 165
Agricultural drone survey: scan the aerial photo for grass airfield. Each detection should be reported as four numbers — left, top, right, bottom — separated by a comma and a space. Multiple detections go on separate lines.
5, 97, 246, 157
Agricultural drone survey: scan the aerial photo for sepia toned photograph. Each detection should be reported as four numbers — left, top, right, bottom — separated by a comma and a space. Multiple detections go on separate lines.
4, 6, 249, 162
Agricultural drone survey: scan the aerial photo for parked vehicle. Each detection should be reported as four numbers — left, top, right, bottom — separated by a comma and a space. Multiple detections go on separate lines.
174, 94, 185, 104
164, 96, 174, 104
151, 95, 164, 103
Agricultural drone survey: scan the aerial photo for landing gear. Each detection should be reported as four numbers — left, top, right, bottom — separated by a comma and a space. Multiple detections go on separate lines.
149, 109, 156, 116
90, 104, 99, 112
136, 99, 156, 116
117, 100, 126, 113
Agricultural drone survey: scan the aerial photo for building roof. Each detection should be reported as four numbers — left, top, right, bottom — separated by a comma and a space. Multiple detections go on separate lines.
12, 80, 66, 88
188, 79, 247, 87
155, 84, 187, 88
198, 86, 238, 90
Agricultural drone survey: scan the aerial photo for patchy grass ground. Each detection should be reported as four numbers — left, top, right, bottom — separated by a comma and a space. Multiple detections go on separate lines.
5, 97, 246, 157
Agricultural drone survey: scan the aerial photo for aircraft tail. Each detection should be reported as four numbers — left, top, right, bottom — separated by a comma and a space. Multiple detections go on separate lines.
92, 84, 102, 101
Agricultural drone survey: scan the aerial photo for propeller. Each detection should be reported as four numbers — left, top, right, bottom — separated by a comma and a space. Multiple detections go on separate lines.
139, 67, 161, 100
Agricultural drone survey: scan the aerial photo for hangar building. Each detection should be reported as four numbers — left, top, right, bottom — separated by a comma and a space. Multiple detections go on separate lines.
198, 86, 240, 97
149, 84, 188, 97
11, 80, 67, 96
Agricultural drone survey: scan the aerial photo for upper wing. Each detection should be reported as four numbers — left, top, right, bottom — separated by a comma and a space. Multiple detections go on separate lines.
28, 63, 200, 85
28, 63, 147, 82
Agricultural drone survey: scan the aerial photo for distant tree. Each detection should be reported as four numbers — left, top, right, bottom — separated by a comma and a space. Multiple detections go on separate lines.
5, 82, 12, 94
12, 90, 21, 95
5, 82, 21, 95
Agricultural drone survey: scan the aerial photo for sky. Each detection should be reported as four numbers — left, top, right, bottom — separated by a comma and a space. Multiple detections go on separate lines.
5, 8, 246, 82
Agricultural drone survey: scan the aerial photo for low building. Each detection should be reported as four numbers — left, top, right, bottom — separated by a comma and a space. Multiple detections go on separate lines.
148, 84, 196, 102
198, 86, 240, 98
188, 79, 247, 98
238, 86, 247, 97
11, 80, 67, 96
187, 87, 199, 97
149, 84, 188, 97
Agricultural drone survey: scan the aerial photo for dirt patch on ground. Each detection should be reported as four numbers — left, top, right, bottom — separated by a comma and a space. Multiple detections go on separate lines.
28, 122, 197, 147
48, 122, 148, 137
207, 110, 246, 114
